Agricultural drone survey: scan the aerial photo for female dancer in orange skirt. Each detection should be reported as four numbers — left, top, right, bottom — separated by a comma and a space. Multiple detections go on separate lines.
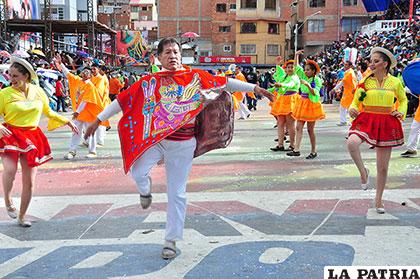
270, 56, 300, 151
287, 50, 325, 159
0, 57, 78, 227
347, 47, 407, 214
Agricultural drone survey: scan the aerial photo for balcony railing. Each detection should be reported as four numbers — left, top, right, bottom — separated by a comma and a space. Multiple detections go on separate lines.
360, 19, 409, 36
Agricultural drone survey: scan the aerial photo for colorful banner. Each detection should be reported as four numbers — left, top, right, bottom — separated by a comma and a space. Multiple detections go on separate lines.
199, 56, 252, 64
116, 30, 151, 65
8, 0, 39, 19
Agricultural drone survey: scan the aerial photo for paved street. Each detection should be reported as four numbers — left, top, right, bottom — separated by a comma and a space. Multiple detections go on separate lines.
1, 101, 419, 278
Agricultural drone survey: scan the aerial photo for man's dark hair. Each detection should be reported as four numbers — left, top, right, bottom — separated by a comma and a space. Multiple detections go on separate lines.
359, 61, 368, 72
157, 37, 181, 56
57, 75, 62, 81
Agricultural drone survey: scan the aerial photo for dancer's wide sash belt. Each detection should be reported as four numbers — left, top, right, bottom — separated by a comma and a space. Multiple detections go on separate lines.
363, 106, 393, 114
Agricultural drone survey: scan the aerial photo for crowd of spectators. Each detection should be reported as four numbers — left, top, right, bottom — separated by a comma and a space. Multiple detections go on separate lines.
382, 0, 420, 20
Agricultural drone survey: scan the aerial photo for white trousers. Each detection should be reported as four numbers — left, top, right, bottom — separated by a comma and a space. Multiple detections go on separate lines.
130, 138, 196, 242
97, 125, 106, 145
339, 105, 348, 123
238, 101, 251, 119
406, 119, 420, 151
69, 120, 97, 154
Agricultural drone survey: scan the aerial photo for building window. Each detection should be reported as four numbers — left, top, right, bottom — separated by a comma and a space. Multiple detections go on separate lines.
265, 0, 276, 10
216, 3, 227, 12
308, 0, 325, 7
131, 6, 139, 12
230, 3, 237, 10
268, 23, 279, 34
308, 19, 325, 33
343, 0, 357, 5
240, 22, 257, 33
43, 7, 64, 20
142, 6, 147, 11
241, 0, 257, 9
342, 18, 363, 33
240, 44, 257, 54
223, 45, 232, 52
219, 26, 231, 32
48, 7, 64, 20
267, 44, 279, 56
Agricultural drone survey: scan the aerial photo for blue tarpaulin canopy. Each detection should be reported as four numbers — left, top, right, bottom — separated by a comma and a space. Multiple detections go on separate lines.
361, 0, 401, 12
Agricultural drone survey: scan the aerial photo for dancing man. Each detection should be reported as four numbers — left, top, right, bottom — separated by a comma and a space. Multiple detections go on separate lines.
84, 37, 273, 259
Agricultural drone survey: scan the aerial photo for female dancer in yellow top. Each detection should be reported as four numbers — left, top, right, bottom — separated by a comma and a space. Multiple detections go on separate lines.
346, 47, 407, 214
0, 57, 78, 226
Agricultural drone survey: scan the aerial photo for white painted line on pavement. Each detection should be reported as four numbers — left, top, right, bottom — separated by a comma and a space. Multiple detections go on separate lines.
71, 252, 123, 269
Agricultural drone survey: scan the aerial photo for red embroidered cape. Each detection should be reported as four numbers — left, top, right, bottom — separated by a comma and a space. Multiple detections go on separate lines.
117, 67, 227, 173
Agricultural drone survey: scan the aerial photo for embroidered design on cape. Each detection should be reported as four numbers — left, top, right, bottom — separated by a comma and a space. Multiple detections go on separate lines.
153, 74, 201, 134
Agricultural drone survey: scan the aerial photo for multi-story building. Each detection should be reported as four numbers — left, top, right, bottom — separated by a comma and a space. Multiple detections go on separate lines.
235, 0, 288, 64
98, 5, 130, 30
100, 0, 131, 13
98, 0, 131, 30
157, 0, 213, 56
39, 0, 92, 21
211, 0, 237, 56
129, 0, 158, 31
294, 0, 369, 54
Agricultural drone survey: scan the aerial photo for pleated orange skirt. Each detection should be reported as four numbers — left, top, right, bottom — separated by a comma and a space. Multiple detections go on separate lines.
271, 93, 299, 116
292, 95, 325, 122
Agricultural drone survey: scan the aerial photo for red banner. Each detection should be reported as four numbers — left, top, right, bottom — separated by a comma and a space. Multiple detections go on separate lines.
199, 56, 252, 64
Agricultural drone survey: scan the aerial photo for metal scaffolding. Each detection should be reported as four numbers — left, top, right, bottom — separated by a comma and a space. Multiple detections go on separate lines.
42, 0, 53, 58
87, 0, 96, 56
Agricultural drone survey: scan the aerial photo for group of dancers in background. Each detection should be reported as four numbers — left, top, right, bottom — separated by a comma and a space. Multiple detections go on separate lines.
265, 46, 413, 215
